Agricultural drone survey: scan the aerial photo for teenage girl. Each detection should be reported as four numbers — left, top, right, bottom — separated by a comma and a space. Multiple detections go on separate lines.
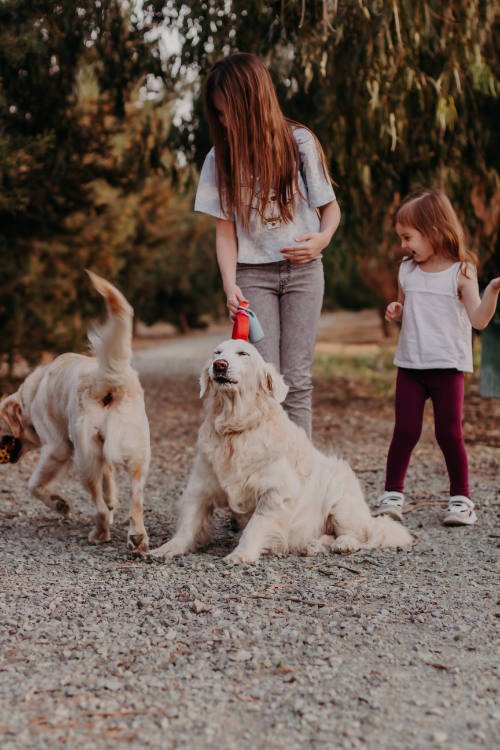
194, 52, 340, 437
374, 189, 500, 526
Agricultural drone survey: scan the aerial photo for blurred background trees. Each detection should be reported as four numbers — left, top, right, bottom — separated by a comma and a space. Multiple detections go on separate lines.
1, 0, 498, 372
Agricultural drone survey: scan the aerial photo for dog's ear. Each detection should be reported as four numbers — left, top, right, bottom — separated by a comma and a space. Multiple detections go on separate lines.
199, 360, 211, 399
263, 363, 288, 403
0, 396, 24, 437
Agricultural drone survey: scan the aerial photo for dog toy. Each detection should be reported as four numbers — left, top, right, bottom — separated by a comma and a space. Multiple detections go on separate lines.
232, 301, 264, 343
0, 435, 22, 464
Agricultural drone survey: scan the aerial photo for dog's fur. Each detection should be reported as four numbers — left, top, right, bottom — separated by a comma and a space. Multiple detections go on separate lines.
150, 339, 411, 563
0, 271, 150, 553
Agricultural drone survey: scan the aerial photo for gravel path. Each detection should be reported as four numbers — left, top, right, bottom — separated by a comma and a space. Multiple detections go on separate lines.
0, 328, 498, 750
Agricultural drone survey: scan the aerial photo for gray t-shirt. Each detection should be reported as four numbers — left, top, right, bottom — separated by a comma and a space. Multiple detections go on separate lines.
194, 127, 336, 263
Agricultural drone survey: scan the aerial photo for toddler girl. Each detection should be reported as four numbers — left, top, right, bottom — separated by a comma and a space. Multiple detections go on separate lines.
374, 189, 500, 525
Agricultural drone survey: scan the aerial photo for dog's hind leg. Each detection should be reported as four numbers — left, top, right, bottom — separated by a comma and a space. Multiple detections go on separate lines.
102, 463, 118, 524
324, 461, 377, 553
74, 440, 111, 543
126, 459, 149, 555
85, 475, 112, 544
29, 444, 71, 517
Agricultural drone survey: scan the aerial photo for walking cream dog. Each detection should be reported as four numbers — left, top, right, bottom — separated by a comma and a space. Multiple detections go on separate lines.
0, 271, 150, 554
150, 339, 411, 563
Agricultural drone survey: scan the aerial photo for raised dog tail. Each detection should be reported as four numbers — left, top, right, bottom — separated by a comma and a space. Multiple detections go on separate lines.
86, 270, 133, 383
367, 515, 413, 549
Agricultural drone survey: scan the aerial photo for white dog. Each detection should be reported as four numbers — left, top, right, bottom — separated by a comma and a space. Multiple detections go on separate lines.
150, 339, 411, 563
0, 271, 150, 554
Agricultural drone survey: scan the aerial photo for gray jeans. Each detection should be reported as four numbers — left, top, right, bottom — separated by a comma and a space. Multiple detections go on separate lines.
236, 258, 324, 437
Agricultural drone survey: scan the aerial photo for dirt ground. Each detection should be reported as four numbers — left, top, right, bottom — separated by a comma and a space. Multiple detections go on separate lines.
0, 311, 498, 749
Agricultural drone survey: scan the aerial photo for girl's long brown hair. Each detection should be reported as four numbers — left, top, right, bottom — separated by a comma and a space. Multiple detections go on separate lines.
394, 189, 477, 276
205, 52, 330, 228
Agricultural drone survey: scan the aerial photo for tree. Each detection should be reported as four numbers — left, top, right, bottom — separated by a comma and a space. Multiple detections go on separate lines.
0, 1, 180, 372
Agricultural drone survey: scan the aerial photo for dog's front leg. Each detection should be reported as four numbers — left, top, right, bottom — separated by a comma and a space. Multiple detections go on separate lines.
149, 490, 214, 560
149, 454, 218, 560
224, 488, 284, 564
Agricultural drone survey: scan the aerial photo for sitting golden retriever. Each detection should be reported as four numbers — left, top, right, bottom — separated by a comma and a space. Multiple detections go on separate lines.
0, 271, 150, 554
150, 339, 411, 563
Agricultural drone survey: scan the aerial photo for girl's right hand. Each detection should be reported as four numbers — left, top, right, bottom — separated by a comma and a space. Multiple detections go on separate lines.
385, 301, 403, 322
225, 285, 246, 321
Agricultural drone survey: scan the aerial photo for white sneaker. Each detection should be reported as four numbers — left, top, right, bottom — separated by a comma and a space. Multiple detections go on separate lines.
442, 496, 477, 526
373, 491, 405, 522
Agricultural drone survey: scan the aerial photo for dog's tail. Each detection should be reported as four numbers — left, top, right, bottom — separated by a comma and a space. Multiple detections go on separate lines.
366, 515, 413, 549
86, 270, 133, 382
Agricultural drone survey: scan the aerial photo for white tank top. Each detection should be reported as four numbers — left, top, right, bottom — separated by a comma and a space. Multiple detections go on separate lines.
394, 260, 473, 372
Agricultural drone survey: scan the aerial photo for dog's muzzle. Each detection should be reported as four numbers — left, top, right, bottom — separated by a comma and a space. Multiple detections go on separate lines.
212, 358, 236, 384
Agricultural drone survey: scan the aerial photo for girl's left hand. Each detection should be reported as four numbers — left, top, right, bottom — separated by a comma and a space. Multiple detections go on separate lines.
280, 233, 327, 264
488, 277, 500, 291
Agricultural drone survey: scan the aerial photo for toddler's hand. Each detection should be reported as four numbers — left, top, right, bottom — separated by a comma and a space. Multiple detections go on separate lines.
225, 285, 246, 321
385, 301, 403, 322
488, 277, 500, 291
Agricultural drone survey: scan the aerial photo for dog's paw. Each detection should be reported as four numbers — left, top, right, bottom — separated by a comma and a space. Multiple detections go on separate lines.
147, 540, 187, 561
88, 527, 111, 544
50, 494, 71, 517
127, 533, 149, 556
302, 539, 329, 556
223, 550, 258, 565
331, 535, 361, 554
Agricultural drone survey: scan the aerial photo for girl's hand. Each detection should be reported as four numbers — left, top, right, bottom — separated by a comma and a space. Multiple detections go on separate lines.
280, 232, 327, 264
488, 277, 500, 291
225, 285, 246, 321
385, 301, 403, 322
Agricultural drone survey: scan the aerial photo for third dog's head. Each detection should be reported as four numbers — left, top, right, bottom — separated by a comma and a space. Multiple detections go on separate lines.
0, 393, 26, 463
0, 383, 41, 461
200, 339, 288, 405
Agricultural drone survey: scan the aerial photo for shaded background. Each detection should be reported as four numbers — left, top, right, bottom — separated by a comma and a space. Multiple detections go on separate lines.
1, 0, 498, 376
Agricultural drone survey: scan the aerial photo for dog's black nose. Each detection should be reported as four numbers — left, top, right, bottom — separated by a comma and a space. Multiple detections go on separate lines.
213, 358, 229, 374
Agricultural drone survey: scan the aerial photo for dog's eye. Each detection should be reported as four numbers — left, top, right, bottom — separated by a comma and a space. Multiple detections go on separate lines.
213, 350, 221, 356
237, 351, 250, 357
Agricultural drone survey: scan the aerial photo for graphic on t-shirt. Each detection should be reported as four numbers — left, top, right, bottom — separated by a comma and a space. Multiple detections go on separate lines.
241, 184, 299, 230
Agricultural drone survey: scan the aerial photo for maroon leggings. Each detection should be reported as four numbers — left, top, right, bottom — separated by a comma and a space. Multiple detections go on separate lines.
385, 368, 469, 497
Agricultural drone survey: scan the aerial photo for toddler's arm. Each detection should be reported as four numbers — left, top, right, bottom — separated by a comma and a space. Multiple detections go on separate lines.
216, 218, 246, 320
460, 271, 500, 330
385, 283, 405, 322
